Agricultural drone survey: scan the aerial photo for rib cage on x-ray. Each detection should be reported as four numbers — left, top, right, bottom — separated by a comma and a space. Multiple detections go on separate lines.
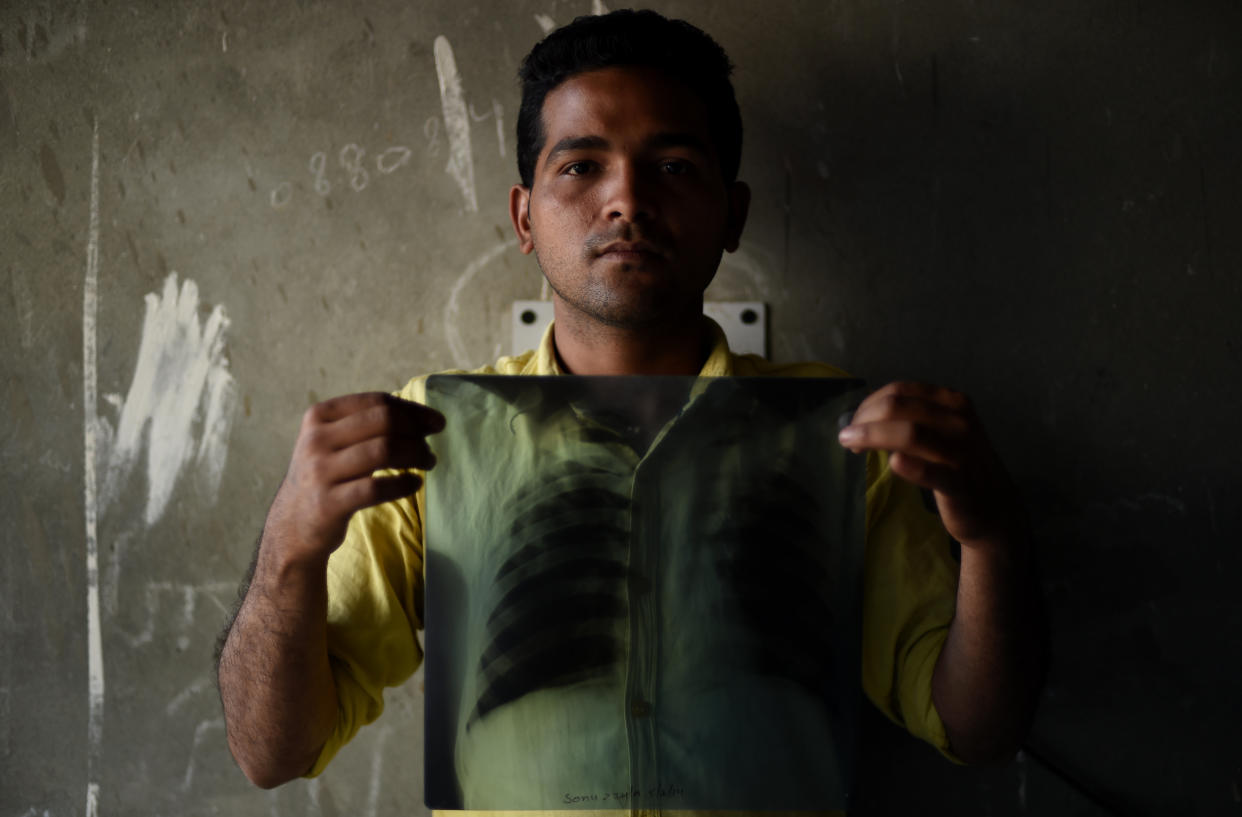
468, 450, 838, 730
469, 460, 633, 729
709, 470, 838, 701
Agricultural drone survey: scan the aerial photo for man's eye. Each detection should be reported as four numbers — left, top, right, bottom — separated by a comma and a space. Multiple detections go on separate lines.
564, 161, 594, 176
660, 160, 692, 175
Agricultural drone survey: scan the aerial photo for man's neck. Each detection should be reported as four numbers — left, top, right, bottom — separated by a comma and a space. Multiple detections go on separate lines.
551, 303, 711, 376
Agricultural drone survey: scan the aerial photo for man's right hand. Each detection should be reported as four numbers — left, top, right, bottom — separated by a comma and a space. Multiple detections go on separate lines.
265, 392, 446, 565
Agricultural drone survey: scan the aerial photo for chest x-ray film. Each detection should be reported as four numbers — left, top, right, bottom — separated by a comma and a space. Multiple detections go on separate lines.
423, 375, 867, 811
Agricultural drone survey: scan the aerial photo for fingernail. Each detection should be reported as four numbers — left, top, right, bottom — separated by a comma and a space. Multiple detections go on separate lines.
837, 426, 860, 446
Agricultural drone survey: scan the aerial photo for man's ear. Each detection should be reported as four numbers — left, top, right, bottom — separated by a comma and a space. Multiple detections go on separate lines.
509, 184, 535, 254
723, 180, 751, 253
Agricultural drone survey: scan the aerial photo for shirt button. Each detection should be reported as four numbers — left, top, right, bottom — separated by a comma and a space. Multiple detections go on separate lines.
630, 699, 651, 718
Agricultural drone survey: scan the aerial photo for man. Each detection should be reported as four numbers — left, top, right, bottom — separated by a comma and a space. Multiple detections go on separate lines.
216, 7, 1043, 808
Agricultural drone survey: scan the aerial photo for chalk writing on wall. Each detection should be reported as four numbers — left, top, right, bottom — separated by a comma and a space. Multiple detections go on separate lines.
270, 142, 418, 208
266, 33, 511, 211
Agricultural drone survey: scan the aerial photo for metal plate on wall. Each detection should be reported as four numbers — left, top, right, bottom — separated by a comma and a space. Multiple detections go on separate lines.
512, 301, 767, 358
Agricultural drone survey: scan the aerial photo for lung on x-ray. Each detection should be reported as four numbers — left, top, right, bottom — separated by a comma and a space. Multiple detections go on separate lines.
423, 375, 867, 811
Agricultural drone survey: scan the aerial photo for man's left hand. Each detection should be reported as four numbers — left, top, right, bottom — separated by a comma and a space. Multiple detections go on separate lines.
837, 381, 1022, 548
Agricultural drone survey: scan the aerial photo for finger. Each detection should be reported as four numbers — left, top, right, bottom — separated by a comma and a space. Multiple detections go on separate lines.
385, 396, 447, 433
330, 471, 425, 515
837, 419, 963, 466
317, 395, 446, 451
849, 391, 972, 430
887, 451, 964, 496
322, 434, 437, 484
306, 391, 395, 424
883, 381, 971, 408
852, 382, 971, 422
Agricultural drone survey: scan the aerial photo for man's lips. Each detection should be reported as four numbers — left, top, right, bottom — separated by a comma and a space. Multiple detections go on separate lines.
595, 240, 665, 260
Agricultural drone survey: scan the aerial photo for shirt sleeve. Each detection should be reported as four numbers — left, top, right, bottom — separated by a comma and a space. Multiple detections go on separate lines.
859, 449, 963, 762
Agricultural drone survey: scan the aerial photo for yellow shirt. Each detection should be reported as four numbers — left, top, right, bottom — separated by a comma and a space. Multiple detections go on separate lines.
312, 320, 961, 815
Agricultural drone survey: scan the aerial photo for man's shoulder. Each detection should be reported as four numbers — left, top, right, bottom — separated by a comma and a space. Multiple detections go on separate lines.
730, 352, 854, 380
394, 349, 541, 403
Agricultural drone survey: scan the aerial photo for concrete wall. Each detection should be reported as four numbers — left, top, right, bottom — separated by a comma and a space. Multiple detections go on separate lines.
2, 0, 1239, 814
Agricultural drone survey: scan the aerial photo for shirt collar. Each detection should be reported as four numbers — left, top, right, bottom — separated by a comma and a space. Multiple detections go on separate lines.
526, 317, 735, 377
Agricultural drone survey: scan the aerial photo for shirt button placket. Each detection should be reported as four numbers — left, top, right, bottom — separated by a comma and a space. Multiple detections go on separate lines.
626, 453, 662, 813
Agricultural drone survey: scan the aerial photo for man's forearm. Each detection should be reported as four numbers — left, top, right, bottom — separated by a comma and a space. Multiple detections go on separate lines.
217, 540, 339, 788
931, 536, 1045, 764
216, 393, 440, 787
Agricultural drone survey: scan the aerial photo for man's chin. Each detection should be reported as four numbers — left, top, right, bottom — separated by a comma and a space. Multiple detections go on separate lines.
577, 294, 702, 331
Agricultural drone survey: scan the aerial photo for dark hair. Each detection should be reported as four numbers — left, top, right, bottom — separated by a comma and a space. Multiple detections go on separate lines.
516, 9, 742, 188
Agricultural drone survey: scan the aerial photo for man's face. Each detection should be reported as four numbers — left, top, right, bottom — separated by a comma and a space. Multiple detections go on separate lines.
510, 66, 749, 330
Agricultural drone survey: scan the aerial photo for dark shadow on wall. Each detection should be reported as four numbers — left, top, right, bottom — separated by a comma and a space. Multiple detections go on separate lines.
732, 1, 1242, 814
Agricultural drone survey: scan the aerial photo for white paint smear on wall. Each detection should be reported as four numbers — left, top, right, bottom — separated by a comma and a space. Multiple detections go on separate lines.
100, 272, 237, 526
83, 115, 104, 817
434, 35, 478, 213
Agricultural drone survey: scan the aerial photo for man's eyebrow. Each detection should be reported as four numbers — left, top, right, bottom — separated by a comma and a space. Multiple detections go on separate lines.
646, 132, 712, 154
545, 135, 610, 161
543, 132, 713, 163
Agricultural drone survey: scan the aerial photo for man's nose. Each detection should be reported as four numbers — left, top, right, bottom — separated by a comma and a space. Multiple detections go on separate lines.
602, 163, 657, 223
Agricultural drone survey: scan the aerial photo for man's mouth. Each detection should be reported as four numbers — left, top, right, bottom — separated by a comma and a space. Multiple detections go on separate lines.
595, 240, 665, 261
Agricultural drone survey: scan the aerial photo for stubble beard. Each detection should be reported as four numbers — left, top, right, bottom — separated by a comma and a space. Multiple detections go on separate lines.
532, 239, 727, 333
534, 250, 690, 331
